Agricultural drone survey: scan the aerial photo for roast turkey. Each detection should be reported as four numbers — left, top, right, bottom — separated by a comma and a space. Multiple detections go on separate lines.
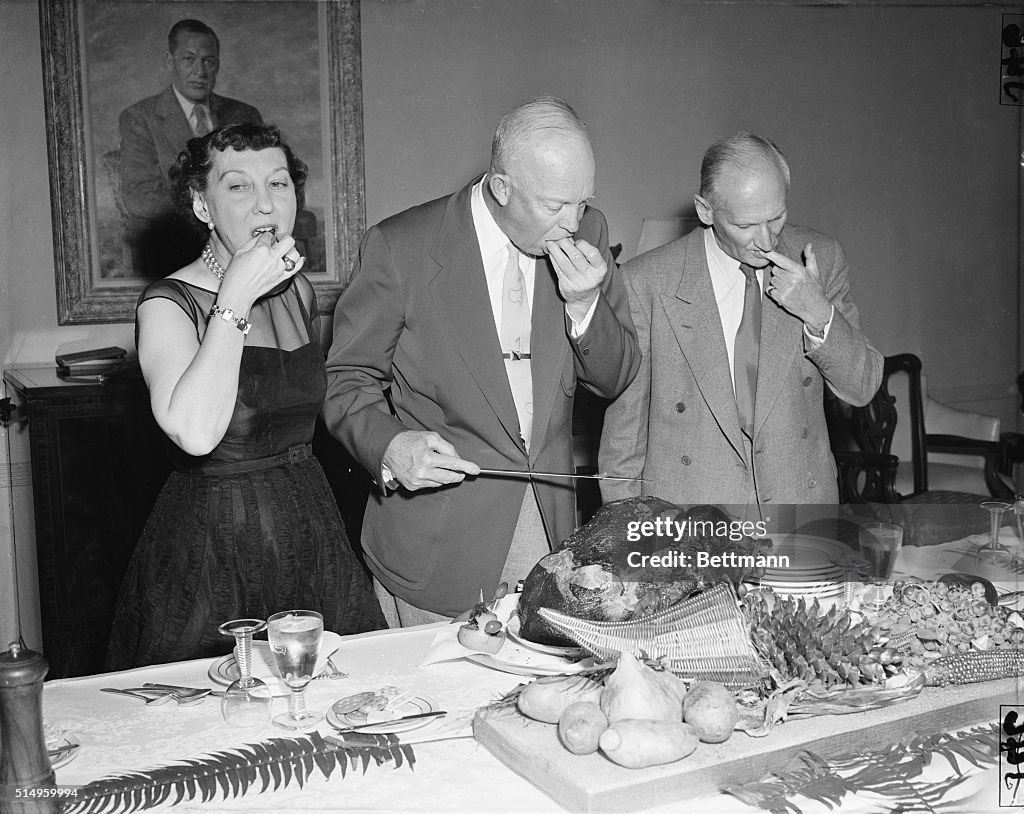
517, 497, 771, 646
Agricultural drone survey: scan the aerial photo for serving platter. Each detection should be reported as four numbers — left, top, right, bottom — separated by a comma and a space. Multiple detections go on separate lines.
466, 638, 595, 677
506, 614, 585, 658
475, 676, 1015, 813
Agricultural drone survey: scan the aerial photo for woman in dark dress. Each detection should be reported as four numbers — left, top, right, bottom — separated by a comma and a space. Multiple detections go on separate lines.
106, 124, 385, 670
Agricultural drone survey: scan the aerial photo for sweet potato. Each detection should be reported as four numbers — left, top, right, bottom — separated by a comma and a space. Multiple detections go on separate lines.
557, 701, 608, 755
517, 674, 603, 724
682, 681, 738, 743
598, 719, 699, 769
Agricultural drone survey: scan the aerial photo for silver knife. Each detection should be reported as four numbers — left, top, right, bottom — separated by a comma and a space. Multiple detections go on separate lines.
329, 710, 447, 732
476, 468, 646, 482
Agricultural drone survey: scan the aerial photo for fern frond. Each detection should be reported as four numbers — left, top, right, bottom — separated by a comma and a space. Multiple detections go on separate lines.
62, 731, 413, 814
722, 724, 997, 813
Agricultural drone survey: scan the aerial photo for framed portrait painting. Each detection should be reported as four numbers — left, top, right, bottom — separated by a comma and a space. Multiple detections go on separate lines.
40, 0, 364, 324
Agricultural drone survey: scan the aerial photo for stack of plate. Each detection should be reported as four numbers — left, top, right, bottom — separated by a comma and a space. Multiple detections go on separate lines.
756, 534, 848, 600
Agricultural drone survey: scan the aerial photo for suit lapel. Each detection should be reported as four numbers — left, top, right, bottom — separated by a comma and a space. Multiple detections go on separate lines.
427, 182, 524, 451
156, 86, 192, 150
661, 231, 746, 460
528, 255, 569, 462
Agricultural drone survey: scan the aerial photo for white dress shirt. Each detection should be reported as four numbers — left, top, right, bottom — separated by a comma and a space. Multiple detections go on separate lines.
703, 227, 831, 392
172, 86, 213, 136
471, 179, 597, 338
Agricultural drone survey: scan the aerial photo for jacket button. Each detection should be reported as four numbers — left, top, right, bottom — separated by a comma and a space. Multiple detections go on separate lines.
675, 402, 686, 413
801, 428, 808, 439
803, 376, 813, 386
582, 347, 591, 356
808, 478, 817, 489
681, 455, 691, 465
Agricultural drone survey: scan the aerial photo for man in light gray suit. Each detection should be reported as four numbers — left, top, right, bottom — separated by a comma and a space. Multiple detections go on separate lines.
600, 132, 882, 513
118, 19, 262, 277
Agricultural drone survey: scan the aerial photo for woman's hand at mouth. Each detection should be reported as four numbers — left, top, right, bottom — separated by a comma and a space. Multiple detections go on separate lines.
216, 233, 305, 312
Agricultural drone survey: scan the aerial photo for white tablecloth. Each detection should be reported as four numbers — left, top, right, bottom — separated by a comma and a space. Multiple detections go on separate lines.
47, 600, 1003, 812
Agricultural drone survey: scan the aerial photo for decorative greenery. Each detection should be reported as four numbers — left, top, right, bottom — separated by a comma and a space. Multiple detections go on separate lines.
722, 723, 998, 814
61, 731, 415, 814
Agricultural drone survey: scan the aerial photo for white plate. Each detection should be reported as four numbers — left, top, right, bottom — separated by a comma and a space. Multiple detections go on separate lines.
465, 638, 594, 677
208, 632, 342, 691
769, 534, 848, 568
327, 694, 437, 735
505, 615, 585, 658
773, 586, 845, 599
762, 575, 844, 588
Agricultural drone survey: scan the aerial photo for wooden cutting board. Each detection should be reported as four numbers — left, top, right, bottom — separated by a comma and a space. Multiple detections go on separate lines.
474, 678, 1016, 812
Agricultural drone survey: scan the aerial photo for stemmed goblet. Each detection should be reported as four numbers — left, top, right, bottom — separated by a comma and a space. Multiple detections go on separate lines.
218, 618, 273, 727
267, 609, 324, 730
976, 501, 1013, 568
858, 521, 904, 614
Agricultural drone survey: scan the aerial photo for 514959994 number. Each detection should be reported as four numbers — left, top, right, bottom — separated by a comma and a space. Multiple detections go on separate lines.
0, 785, 81, 800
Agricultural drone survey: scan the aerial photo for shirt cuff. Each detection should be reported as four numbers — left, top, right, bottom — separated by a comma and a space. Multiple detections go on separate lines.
567, 295, 600, 338
804, 304, 835, 346
380, 462, 399, 492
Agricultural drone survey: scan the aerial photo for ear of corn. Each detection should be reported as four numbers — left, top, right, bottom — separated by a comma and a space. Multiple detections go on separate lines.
923, 649, 1024, 686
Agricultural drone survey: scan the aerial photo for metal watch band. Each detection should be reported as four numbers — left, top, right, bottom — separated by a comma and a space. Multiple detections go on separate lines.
209, 304, 251, 336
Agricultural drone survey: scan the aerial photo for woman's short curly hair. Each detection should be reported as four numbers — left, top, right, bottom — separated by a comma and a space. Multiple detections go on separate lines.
169, 122, 308, 233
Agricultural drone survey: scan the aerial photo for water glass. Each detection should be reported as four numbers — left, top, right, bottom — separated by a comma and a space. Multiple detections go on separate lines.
858, 522, 903, 613
267, 609, 324, 730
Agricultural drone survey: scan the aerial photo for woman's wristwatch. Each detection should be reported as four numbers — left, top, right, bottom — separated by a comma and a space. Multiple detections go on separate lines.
209, 304, 251, 336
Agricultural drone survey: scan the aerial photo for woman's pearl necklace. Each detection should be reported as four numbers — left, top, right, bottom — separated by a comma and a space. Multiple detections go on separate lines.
201, 243, 226, 281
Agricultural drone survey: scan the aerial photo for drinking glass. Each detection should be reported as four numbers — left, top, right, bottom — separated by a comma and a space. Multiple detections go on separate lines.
976, 501, 1013, 568
267, 609, 324, 730
218, 618, 273, 727
858, 522, 904, 613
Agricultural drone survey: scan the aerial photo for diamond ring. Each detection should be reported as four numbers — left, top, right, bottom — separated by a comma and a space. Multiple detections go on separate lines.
283, 255, 297, 273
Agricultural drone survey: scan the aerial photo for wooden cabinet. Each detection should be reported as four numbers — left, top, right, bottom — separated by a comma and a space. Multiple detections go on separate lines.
3, 367, 170, 679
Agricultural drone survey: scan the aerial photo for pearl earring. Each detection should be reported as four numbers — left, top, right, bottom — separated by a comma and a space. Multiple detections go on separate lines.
208, 220, 215, 230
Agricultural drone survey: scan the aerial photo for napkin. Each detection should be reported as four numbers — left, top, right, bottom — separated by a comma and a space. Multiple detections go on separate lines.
420, 593, 519, 667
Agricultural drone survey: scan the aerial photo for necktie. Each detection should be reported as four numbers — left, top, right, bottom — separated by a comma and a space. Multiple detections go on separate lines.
192, 105, 212, 137
734, 263, 762, 438
500, 243, 533, 450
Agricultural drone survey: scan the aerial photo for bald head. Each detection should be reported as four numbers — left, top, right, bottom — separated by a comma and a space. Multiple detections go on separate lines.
485, 96, 596, 256
699, 131, 790, 209
490, 95, 592, 177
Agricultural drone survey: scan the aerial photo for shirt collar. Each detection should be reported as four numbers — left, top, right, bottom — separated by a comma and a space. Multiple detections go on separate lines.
171, 85, 209, 120
703, 226, 743, 277
471, 176, 513, 262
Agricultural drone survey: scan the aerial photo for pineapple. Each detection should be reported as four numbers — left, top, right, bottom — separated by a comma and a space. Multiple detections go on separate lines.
743, 589, 883, 690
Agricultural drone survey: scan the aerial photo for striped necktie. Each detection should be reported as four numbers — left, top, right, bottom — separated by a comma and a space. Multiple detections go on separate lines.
192, 105, 212, 136
499, 243, 533, 450
734, 263, 762, 438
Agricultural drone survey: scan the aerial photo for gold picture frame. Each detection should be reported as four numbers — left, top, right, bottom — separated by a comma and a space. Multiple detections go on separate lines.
40, 0, 365, 324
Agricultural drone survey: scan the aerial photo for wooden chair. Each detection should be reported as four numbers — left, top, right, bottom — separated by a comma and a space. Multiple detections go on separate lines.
826, 353, 1012, 545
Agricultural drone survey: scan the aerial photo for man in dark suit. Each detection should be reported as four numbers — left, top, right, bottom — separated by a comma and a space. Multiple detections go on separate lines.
600, 132, 882, 515
118, 19, 262, 277
324, 96, 640, 625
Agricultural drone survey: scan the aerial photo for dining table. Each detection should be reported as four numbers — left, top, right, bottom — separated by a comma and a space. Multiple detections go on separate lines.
41, 528, 1021, 814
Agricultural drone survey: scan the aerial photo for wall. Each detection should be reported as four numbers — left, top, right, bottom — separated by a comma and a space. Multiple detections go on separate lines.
1, 0, 1022, 643
358, 0, 1021, 422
